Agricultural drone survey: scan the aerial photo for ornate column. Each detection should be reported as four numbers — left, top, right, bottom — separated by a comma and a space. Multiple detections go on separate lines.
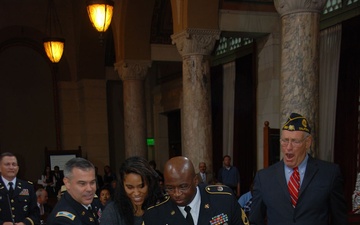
115, 60, 151, 158
171, 28, 220, 172
274, 0, 327, 156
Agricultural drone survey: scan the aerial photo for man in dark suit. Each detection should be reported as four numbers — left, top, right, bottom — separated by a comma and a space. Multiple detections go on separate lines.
0, 152, 40, 225
196, 161, 215, 184
36, 188, 53, 222
46, 157, 99, 225
249, 113, 347, 225
144, 156, 248, 225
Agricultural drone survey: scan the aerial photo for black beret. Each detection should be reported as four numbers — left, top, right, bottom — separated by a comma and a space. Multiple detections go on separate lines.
282, 113, 311, 134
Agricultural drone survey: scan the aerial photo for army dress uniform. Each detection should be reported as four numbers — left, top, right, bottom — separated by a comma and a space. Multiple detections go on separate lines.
47, 191, 99, 225
144, 184, 249, 225
0, 177, 40, 225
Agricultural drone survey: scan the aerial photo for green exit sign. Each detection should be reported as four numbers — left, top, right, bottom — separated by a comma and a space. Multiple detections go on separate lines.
147, 138, 155, 146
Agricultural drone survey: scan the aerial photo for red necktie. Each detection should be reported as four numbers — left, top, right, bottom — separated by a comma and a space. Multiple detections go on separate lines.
288, 167, 300, 207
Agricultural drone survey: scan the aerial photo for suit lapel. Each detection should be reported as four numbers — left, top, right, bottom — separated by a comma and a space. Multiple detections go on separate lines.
0, 177, 18, 197
168, 201, 189, 225
13, 180, 22, 197
0, 178, 7, 196
198, 187, 213, 225
275, 161, 291, 203
299, 156, 318, 198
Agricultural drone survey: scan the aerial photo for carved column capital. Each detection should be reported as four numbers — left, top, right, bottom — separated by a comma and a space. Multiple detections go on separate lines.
274, 0, 327, 17
171, 28, 221, 57
114, 60, 152, 81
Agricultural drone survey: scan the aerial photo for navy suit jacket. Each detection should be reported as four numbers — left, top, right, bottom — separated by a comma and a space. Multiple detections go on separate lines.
249, 155, 347, 225
144, 184, 248, 225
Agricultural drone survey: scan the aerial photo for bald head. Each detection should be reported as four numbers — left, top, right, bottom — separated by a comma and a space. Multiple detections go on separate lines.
163, 156, 198, 206
164, 156, 195, 179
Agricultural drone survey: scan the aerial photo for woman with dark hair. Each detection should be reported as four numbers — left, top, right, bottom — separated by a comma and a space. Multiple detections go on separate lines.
100, 156, 164, 225
103, 165, 116, 185
40, 165, 56, 197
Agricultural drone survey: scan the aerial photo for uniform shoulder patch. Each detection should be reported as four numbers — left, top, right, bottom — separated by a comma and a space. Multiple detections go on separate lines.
205, 185, 232, 195
147, 195, 170, 210
56, 211, 76, 220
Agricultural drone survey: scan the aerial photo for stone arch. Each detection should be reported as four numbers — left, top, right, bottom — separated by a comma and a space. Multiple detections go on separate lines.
0, 25, 71, 81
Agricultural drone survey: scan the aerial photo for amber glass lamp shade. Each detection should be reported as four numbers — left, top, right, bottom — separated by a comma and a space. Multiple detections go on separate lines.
86, 0, 114, 33
43, 38, 65, 63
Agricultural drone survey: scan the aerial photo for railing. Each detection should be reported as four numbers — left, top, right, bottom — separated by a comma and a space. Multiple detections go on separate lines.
323, 0, 359, 14
215, 37, 253, 56
215, 0, 359, 56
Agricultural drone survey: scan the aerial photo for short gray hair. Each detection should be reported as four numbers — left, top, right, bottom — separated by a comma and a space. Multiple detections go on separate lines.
36, 188, 46, 197
63, 157, 95, 179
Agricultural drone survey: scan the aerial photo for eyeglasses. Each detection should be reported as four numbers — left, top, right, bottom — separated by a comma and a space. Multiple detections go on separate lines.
165, 183, 193, 194
280, 136, 308, 147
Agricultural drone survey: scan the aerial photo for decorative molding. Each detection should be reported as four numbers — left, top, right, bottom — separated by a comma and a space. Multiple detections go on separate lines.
274, 0, 327, 17
171, 28, 221, 56
114, 60, 152, 81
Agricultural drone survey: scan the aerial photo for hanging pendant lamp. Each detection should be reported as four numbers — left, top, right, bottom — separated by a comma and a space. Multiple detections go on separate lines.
43, 0, 65, 63
86, 0, 114, 33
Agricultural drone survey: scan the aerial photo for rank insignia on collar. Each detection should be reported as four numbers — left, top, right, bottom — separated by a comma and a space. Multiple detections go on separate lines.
171, 210, 175, 215
210, 213, 229, 225
204, 204, 210, 209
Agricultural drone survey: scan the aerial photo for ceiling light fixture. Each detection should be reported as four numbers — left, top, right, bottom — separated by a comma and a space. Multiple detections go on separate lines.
43, 0, 65, 63
86, 0, 114, 43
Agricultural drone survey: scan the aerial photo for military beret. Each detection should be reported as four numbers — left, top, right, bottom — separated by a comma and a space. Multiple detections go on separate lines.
282, 113, 311, 134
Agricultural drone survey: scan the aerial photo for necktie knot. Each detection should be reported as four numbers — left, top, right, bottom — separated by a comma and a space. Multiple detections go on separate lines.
8, 182, 14, 195
184, 205, 191, 213
88, 206, 94, 213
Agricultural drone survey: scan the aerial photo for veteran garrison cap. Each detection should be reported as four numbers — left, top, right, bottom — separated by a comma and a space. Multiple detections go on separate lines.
282, 113, 311, 134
